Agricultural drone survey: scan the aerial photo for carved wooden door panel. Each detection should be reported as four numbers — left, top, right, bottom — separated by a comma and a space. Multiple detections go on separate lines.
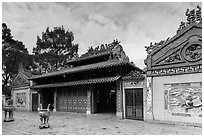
134, 89, 143, 120
125, 89, 134, 119
77, 88, 83, 113
67, 89, 73, 112
82, 89, 87, 113
125, 88, 143, 120
63, 90, 68, 112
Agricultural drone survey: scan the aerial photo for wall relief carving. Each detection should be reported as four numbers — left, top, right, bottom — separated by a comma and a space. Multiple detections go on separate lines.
181, 43, 202, 62
164, 82, 202, 118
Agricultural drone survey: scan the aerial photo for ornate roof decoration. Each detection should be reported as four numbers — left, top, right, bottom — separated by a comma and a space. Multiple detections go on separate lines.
145, 5, 202, 55
177, 5, 202, 33
145, 38, 170, 55
64, 39, 129, 65
80, 39, 120, 58
12, 64, 35, 88
157, 50, 182, 65
122, 70, 145, 80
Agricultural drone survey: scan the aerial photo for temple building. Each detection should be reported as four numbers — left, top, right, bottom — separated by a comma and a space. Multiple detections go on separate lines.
144, 6, 202, 124
29, 40, 145, 120
11, 64, 38, 111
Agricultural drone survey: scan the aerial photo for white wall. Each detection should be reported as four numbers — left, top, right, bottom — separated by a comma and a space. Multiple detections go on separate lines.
152, 73, 202, 124
13, 87, 30, 111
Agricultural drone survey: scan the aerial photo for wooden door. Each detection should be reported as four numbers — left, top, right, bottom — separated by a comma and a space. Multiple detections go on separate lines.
32, 94, 38, 111
67, 88, 73, 112
125, 88, 143, 120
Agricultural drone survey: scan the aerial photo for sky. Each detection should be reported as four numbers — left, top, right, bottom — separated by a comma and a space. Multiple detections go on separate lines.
2, 1, 201, 68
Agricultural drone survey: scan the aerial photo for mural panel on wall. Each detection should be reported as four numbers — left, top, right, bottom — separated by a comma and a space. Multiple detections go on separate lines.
164, 82, 202, 117
16, 93, 26, 107
146, 77, 152, 115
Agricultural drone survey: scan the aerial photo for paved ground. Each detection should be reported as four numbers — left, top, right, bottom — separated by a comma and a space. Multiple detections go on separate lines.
2, 111, 202, 135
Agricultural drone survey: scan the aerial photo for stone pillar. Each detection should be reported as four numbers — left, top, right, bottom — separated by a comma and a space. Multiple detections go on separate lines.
38, 90, 41, 109
28, 88, 31, 111
53, 89, 57, 112
116, 80, 123, 118
86, 85, 92, 114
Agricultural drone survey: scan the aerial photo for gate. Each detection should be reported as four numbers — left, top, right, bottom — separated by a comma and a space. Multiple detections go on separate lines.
125, 88, 143, 120
32, 94, 38, 111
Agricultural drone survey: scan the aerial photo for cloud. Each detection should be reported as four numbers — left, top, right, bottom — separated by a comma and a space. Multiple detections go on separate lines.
2, 2, 202, 68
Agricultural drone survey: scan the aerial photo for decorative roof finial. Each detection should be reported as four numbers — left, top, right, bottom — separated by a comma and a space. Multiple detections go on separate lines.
186, 8, 196, 24
196, 5, 202, 23
18, 63, 24, 72
177, 5, 202, 33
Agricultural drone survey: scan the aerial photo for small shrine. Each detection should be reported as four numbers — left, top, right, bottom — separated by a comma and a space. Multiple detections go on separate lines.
11, 64, 38, 111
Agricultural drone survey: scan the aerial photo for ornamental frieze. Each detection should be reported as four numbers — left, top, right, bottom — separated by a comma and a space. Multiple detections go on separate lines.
149, 65, 202, 76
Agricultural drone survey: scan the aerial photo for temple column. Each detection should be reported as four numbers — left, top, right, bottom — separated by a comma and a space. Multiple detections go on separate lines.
87, 85, 92, 114
116, 80, 123, 118
53, 89, 57, 112
38, 90, 41, 109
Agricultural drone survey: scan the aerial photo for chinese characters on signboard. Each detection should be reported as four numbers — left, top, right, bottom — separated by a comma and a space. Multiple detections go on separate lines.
146, 77, 152, 115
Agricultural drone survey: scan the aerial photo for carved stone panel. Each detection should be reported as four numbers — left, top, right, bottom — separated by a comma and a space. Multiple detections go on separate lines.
164, 82, 202, 118
180, 42, 202, 62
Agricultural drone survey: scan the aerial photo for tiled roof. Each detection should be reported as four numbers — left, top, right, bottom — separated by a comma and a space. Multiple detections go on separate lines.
29, 60, 140, 80
31, 76, 120, 88
66, 51, 111, 64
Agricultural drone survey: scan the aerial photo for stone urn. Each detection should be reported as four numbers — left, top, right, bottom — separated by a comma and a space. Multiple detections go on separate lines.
38, 104, 50, 129
3, 99, 15, 122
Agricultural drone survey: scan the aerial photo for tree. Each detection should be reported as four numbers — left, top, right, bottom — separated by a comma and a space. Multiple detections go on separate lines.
33, 26, 79, 73
2, 23, 31, 95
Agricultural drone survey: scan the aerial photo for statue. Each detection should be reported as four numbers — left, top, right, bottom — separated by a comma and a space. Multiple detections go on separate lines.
196, 5, 202, 23
38, 104, 51, 129
186, 8, 196, 24
177, 21, 186, 33
3, 99, 15, 122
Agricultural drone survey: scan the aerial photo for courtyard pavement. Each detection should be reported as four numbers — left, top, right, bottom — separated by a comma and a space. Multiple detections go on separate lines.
1, 111, 202, 135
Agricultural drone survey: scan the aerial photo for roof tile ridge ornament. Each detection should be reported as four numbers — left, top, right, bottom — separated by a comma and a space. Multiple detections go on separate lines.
145, 5, 202, 55
145, 39, 167, 55
177, 5, 202, 34
80, 39, 121, 59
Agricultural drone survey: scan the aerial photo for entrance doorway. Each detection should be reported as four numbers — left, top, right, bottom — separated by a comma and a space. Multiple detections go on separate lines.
125, 88, 143, 120
41, 88, 54, 111
32, 93, 38, 111
93, 82, 116, 113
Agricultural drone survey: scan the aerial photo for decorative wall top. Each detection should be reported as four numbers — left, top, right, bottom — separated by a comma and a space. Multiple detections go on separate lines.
145, 38, 170, 55
145, 5, 202, 55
